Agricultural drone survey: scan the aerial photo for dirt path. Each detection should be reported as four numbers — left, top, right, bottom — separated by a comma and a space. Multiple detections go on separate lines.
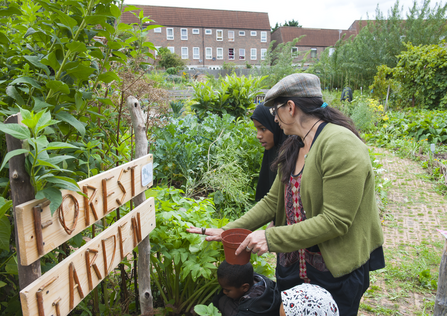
359, 148, 447, 315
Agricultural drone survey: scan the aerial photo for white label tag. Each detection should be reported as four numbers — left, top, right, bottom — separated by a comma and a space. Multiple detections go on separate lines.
141, 162, 153, 186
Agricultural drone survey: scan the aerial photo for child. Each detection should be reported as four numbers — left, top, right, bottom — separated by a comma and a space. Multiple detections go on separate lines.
213, 260, 281, 316
280, 284, 339, 316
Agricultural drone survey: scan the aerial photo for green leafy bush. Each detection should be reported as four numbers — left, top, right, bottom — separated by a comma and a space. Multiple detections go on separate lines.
151, 114, 263, 218
157, 47, 186, 70
191, 74, 267, 120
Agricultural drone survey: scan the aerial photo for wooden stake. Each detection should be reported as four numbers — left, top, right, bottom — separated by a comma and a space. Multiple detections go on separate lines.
5, 114, 41, 290
127, 96, 153, 314
434, 239, 447, 315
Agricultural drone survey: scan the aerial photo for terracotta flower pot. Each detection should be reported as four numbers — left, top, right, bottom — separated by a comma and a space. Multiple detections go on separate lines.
221, 228, 252, 265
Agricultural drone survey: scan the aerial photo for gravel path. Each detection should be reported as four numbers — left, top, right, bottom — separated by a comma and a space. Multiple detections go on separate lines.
359, 148, 447, 315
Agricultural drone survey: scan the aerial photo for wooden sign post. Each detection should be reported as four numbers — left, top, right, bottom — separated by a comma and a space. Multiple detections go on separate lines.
16, 151, 156, 316
20, 197, 155, 316
15, 154, 153, 266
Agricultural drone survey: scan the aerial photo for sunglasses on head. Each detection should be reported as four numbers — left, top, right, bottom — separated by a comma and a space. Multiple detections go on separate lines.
269, 102, 287, 116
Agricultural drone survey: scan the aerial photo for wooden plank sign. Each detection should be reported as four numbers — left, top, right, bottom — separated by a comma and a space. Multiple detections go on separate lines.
15, 154, 153, 266
20, 197, 156, 316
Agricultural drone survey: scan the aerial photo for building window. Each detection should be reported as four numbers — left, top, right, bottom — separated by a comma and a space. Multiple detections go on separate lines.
328, 48, 335, 56
228, 30, 234, 41
181, 47, 188, 59
206, 47, 212, 59
228, 48, 235, 60
239, 48, 245, 60
291, 47, 298, 57
205, 29, 212, 35
261, 48, 267, 60
154, 46, 161, 57
192, 29, 200, 34
216, 30, 223, 41
250, 48, 257, 60
261, 31, 267, 42
167, 28, 174, 40
193, 47, 200, 59
311, 48, 317, 58
217, 47, 223, 59
154, 27, 161, 33
181, 28, 188, 40
250, 31, 257, 36
239, 31, 245, 36
167, 46, 175, 53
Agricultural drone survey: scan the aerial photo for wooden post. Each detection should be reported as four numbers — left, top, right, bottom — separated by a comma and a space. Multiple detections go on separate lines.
385, 84, 390, 111
434, 239, 447, 315
4, 114, 41, 290
127, 96, 153, 315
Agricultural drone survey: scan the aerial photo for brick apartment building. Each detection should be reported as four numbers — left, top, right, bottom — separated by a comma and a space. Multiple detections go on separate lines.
121, 5, 271, 69
271, 26, 358, 66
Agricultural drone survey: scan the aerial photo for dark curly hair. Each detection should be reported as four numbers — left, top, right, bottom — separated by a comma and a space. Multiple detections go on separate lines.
217, 260, 254, 288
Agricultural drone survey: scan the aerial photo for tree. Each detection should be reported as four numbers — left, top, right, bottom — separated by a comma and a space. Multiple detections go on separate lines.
156, 47, 186, 70
271, 19, 302, 32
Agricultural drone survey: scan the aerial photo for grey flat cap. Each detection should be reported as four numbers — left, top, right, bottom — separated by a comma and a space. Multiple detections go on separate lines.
264, 73, 323, 107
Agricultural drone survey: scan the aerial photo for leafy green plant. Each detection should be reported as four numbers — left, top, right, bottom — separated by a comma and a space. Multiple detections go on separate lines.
0, 108, 80, 214
194, 303, 221, 316
157, 47, 186, 70
418, 269, 437, 290
191, 74, 266, 119
170, 100, 185, 118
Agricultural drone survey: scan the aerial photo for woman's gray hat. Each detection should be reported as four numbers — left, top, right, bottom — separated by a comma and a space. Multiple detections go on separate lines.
263, 73, 323, 107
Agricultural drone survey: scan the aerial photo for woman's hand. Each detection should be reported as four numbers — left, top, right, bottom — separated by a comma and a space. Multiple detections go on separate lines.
236, 230, 269, 256
186, 226, 224, 242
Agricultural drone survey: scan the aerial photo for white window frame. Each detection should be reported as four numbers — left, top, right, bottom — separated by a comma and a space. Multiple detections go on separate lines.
167, 28, 174, 40
261, 48, 267, 60
206, 47, 212, 59
154, 27, 161, 33
291, 47, 298, 57
216, 29, 223, 41
228, 30, 235, 41
239, 30, 245, 36
181, 47, 188, 59
311, 48, 317, 58
181, 28, 188, 40
167, 46, 175, 53
205, 29, 212, 35
228, 48, 235, 60
216, 47, 223, 59
239, 48, 245, 60
193, 47, 200, 59
192, 29, 200, 34
250, 48, 257, 60
154, 46, 161, 57
250, 31, 257, 36
261, 31, 267, 42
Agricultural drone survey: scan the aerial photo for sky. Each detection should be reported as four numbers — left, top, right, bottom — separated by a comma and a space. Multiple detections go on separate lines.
122, 0, 438, 30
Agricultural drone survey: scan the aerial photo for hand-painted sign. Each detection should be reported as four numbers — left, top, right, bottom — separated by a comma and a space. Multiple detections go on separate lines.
20, 197, 156, 316
15, 154, 153, 266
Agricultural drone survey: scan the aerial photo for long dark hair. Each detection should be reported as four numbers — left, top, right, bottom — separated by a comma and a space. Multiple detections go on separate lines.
271, 97, 362, 184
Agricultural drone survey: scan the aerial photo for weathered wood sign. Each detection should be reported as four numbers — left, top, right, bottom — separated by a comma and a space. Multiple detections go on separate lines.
20, 197, 156, 316
15, 154, 153, 266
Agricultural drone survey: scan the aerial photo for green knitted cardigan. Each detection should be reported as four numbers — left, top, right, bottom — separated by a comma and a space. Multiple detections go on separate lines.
224, 123, 384, 278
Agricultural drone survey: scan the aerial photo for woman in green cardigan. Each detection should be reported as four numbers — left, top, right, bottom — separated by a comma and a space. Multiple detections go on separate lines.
188, 73, 385, 316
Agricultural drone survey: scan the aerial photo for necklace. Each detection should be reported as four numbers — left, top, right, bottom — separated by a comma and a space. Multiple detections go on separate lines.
301, 119, 321, 143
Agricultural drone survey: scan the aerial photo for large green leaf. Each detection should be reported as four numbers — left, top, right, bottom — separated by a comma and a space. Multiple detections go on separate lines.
24, 56, 50, 76
55, 11, 77, 29
65, 64, 95, 82
0, 197, 12, 219
0, 7, 22, 16
46, 176, 80, 192
0, 149, 29, 171
45, 141, 78, 151
36, 187, 62, 216
98, 71, 120, 84
42, 51, 61, 73
32, 97, 54, 111
55, 112, 85, 136
66, 41, 87, 54
0, 123, 30, 140
0, 216, 11, 251
110, 4, 121, 18
46, 80, 70, 95
0, 33, 10, 45
10, 76, 42, 90
6, 86, 25, 106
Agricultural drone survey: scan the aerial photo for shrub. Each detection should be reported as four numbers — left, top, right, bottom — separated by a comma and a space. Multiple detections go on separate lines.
157, 47, 186, 70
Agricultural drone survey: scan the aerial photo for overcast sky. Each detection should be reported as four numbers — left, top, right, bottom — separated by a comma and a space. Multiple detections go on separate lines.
122, 0, 441, 30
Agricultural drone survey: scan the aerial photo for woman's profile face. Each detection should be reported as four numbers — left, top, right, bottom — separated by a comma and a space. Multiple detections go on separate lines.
252, 119, 275, 150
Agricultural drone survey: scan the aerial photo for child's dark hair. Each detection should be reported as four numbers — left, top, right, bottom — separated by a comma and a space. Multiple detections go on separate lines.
217, 260, 254, 288
271, 96, 362, 184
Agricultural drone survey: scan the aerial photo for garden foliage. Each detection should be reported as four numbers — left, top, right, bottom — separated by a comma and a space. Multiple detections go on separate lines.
152, 113, 264, 219
191, 73, 267, 119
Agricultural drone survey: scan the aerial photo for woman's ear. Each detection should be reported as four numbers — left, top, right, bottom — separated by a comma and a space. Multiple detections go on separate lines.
288, 100, 296, 116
